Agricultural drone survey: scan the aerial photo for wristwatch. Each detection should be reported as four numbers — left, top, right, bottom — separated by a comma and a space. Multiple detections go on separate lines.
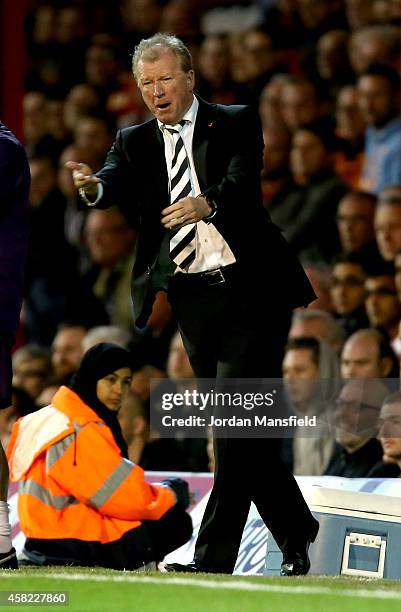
200, 194, 217, 223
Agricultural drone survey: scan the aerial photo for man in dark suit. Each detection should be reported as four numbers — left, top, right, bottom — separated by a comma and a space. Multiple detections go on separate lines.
0, 121, 30, 569
67, 33, 319, 576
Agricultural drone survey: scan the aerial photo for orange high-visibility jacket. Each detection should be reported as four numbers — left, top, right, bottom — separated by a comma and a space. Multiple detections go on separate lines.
7, 386, 176, 543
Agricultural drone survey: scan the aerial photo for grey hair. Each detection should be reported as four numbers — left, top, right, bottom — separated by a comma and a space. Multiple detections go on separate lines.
132, 33, 193, 82
291, 309, 345, 347
82, 326, 133, 352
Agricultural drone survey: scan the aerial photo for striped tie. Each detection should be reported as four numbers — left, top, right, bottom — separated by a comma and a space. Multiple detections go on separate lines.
167, 123, 196, 270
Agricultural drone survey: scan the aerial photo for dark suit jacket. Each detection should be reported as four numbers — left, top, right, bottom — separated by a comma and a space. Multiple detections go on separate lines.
0, 122, 30, 335
95, 97, 315, 327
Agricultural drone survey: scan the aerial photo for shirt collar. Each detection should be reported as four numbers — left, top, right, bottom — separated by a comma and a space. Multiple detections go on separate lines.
158, 95, 198, 132
368, 116, 401, 141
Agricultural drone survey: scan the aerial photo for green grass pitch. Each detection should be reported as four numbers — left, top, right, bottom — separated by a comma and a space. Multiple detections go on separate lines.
0, 568, 401, 612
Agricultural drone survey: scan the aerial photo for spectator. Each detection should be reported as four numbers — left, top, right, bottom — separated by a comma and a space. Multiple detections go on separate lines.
241, 29, 281, 103
365, 266, 401, 343
282, 336, 339, 475
296, 0, 347, 39
197, 34, 243, 106
35, 384, 60, 409
334, 85, 366, 189
119, 390, 189, 471
165, 331, 208, 472
374, 185, 401, 261
63, 84, 100, 135
270, 123, 347, 262
315, 30, 354, 97
23, 91, 61, 159
26, 156, 73, 279
52, 5, 89, 92
358, 64, 401, 194
167, 330, 193, 380
85, 39, 125, 105
83, 325, 133, 353
340, 328, 399, 378
377, 391, 401, 477
258, 75, 288, 129
289, 309, 345, 354
83, 208, 137, 333
345, 0, 375, 30
159, 0, 199, 41
330, 254, 369, 338
72, 114, 115, 171
349, 25, 400, 74
51, 323, 87, 384
372, 0, 401, 25
131, 365, 166, 404
7, 343, 192, 568
120, 0, 161, 56
325, 378, 394, 477
280, 77, 327, 133
12, 345, 52, 401
261, 125, 293, 207
336, 191, 383, 269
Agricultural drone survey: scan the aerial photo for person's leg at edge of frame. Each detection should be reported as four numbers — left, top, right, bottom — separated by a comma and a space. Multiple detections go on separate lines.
0, 438, 18, 568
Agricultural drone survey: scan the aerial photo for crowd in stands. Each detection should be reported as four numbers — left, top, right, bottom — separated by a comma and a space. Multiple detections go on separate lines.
5, 0, 401, 480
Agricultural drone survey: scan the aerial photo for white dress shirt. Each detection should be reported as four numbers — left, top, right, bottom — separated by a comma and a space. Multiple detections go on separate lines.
159, 96, 236, 273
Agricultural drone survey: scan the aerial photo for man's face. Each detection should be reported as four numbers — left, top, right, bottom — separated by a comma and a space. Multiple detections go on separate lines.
12, 358, 49, 399
243, 31, 274, 79
281, 83, 319, 131
52, 328, 86, 380
378, 402, 401, 461
85, 210, 136, 268
289, 318, 325, 342
357, 75, 396, 128
336, 195, 375, 252
198, 37, 228, 83
374, 204, 401, 261
365, 276, 401, 329
341, 336, 381, 378
336, 86, 365, 141
74, 118, 112, 160
137, 49, 194, 125
334, 381, 382, 449
290, 130, 326, 179
331, 262, 366, 315
282, 348, 319, 405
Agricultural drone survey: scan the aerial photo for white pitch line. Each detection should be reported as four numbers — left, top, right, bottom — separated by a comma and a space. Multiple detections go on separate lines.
3, 572, 401, 601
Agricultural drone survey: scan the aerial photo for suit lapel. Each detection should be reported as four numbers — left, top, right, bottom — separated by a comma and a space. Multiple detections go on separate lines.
149, 119, 169, 207
192, 97, 218, 192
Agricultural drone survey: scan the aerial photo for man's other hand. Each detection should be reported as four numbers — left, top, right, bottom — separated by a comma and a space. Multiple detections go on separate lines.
161, 196, 212, 229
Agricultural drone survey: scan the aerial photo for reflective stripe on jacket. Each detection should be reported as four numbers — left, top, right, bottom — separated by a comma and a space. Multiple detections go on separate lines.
7, 386, 176, 543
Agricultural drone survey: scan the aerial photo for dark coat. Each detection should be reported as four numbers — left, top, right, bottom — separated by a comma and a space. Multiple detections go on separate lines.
0, 122, 30, 335
94, 98, 316, 326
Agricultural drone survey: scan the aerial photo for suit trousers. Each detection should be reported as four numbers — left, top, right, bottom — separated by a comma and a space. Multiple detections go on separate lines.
168, 266, 318, 573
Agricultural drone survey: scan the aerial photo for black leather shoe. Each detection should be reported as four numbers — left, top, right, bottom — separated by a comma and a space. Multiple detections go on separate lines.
163, 561, 212, 573
280, 551, 311, 577
280, 523, 319, 577
0, 548, 18, 570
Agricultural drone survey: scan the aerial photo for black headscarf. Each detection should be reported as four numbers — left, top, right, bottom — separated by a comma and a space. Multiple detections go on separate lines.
69, 343, 132, 458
